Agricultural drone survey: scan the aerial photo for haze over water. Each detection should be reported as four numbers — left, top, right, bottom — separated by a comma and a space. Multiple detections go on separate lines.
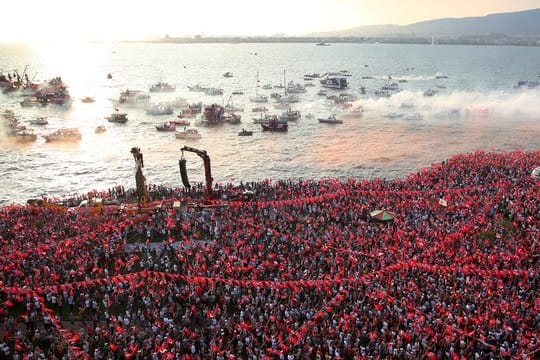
1, 42, 539, 205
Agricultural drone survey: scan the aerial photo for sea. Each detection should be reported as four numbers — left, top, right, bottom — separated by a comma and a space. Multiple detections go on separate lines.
1, 42, 539, 205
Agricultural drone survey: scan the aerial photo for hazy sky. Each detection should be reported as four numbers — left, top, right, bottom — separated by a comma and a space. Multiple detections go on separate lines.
1, 0, 538, 43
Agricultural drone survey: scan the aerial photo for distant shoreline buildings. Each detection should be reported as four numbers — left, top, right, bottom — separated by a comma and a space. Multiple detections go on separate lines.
133, 34, 540, 46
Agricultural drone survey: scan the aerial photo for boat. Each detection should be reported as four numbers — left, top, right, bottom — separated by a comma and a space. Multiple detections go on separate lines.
384, 112, 405, 119
342, 106, 364, 117
252, 113, 278, 124
171, 118, 191, 126
404, 113, 424, 121
318, 115, 343, 124
232, 90, 244, 95
423, 88, 439, 97
280, 109, 301, 121
155, 121, 177, 132
515, 80, 540, 89
146, 103, 174, 115
81, 96, 95, 103
20, 96, 42, 107
251, 106, 268, 113
320, 73, 348, 89
261, 118, 288, 132
238, 128, 253, 136
43, 128, 81, 142
187, 84, 208, 92
95, 125, 106, 133
175, 128, 201, 139
223, 72, 233, 78
113, 89, 150, 108
29, 117, 49, 125
149, 81, 176, 92
204, 87, 224, 96
106, 111, 128, 123
315, 42, 330, 46
11, 131, 37, 143
249, 72, 268, 103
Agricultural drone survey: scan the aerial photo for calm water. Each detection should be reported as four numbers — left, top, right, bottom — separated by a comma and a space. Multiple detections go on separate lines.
1, 42, 539, 204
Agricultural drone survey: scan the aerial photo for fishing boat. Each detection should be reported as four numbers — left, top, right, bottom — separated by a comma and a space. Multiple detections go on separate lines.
261, 118, 288, 132
43, 128, 81, 142
12, 131, 37, 143
175, 128, 201, 139
318, 115, 343, 124
106, 111, 128, 123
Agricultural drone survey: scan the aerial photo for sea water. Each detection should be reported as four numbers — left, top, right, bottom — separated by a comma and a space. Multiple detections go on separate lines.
0, 42, 539, 204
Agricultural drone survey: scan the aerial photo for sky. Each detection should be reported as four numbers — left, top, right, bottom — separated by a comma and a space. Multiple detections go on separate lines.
0, 0, 538, 43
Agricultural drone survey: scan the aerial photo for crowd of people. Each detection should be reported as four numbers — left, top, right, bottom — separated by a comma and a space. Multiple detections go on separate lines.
0, 149, 538, 359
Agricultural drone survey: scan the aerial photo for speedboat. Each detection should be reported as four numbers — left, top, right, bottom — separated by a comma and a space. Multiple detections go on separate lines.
107, 111, 128, 123
175, 128, 201, 139
156, 122, 177, 132
43, 128, 81, 142
318, 115, 343, 124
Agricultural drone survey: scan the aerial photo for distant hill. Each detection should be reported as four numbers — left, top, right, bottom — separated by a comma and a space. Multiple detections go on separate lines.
313, 8, 540, 37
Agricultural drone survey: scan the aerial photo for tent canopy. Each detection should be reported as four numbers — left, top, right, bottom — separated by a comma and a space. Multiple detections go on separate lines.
370, 210, 396, 221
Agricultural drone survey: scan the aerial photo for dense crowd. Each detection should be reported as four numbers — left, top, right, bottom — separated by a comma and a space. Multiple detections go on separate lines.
0, 150, 538, 359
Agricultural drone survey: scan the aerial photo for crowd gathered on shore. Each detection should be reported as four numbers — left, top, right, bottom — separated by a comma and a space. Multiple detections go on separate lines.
0, 150, 538, 359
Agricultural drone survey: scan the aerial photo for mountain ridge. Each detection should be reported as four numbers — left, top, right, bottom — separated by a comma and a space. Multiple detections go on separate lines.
311, 8, 540, 37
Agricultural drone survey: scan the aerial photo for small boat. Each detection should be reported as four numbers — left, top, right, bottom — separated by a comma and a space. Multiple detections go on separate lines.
318, 115, 343, 124
423, 88, 439, 97
107, 111, 128, 123
261, 119, 288, 132
280, 109, 301, 121
232, 90, 244, 95
342, 106, 364, 118
238, 129, 253, 136
249, 94, 268, 103
404, 113, 424, 121
171, 118, 191, 126
146, 103, 174, 115
43, 128, 81, 142
155, 121, 177, 132
149, 81, 176, 92
12, 131, 37, 143
81, 96, 95, 103
187, 84, 208, 92
204, 87, 224, 96
251, 106, 268, 113
20, 97, 41, 107
223, 72, 233, 78
29, 117, 48, 125
175, 128, 201, 139
95, 125, 106, 133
